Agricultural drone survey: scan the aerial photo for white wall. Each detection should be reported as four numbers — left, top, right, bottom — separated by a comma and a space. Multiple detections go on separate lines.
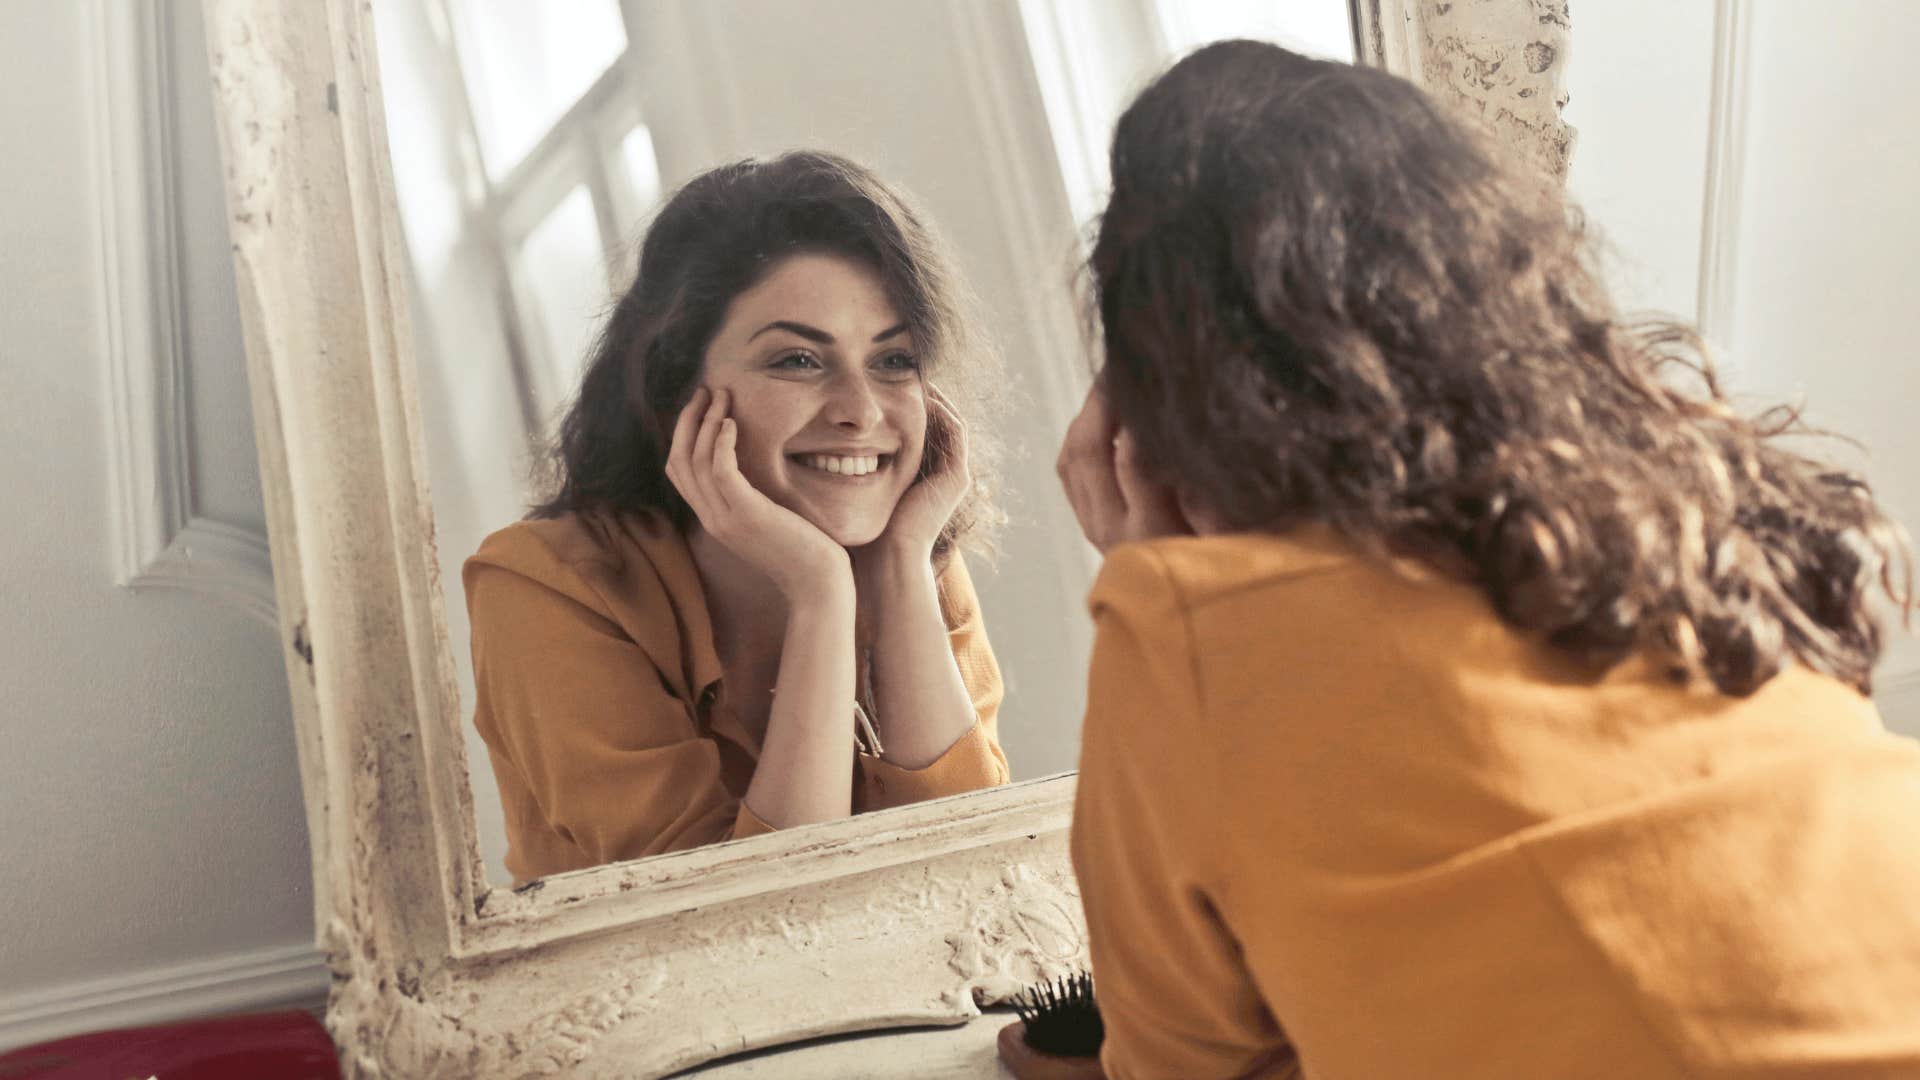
1565, 0, 1920, 733
1727, 1, 1920, 713
0, 1, 321, 1051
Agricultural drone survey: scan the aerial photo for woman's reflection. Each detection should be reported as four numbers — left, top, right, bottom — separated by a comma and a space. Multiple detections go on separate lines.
463, 151, 1010, 885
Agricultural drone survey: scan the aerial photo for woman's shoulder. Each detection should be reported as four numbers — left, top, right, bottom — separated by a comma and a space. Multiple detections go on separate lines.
465, 508, 681, 599
1090, 526, 1368, 616
1090, 526, 1502, 667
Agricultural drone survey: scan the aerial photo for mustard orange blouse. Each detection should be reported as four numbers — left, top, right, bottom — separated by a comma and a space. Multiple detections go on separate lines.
1072, 528, 1920, 1079
464, 510, 1009, 885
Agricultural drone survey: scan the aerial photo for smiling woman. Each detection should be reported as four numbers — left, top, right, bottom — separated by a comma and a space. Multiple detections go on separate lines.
463, 151, 1013, 884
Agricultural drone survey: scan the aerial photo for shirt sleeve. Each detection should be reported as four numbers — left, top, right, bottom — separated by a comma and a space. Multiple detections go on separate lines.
467, 562, 771, 868
1071, 544, 1300, 1080
857, 553, 1011, 810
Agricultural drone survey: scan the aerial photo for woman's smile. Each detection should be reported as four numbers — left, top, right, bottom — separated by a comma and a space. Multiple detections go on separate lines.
789, 451, 896, 479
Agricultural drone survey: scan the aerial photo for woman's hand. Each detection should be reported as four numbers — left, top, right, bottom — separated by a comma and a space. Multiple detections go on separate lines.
666, 386, 852, 600
1056, 383, 1193, 553
859, 384, 972, 563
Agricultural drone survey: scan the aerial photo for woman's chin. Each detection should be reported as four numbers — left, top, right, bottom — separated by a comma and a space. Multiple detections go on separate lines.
789, 507, 889, 550
821, 521, 888, 549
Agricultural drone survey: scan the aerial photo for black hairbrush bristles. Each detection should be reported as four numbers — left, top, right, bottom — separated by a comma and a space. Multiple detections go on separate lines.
1013, 970, 1104, 1057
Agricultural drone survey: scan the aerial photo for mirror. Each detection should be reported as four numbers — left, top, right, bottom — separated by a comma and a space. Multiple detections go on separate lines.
202, 0, 1568, 1071
369, 0, 1357, 885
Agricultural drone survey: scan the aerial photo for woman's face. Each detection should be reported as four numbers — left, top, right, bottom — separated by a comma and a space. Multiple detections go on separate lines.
698, 252, 927, 547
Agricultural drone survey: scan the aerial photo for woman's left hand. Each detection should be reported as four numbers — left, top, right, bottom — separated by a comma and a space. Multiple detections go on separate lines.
862, 384, 972, 561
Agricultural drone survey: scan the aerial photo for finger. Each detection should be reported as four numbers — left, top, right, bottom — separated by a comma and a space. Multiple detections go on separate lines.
667, 386, 710, 480
1057, 418, 1101, 539
926, 393, 970, 486
1060, 467, 1098, 546
1114, 429, 1185, 538
1061, 449, 1125, 552
711, 418, 762, 516
665, 387, 711, 509
1081, 434, 1129, 541
1055, 393, 1091, 479
1056, 383, 1117, 477
689, 387, 730, 512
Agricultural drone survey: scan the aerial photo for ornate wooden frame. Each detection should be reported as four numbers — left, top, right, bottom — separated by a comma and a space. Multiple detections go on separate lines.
197, 1, 1571, 1075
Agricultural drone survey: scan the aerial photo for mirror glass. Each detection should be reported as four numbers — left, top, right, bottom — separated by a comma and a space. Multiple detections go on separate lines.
372, 0, 1355, 886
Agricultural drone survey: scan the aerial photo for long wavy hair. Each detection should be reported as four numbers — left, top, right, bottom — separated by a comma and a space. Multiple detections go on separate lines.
1091, 40, 1910, 696
533, 150, 1003, 562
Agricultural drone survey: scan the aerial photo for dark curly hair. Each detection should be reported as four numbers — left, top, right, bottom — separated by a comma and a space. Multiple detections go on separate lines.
1091, 40, 1910, 696
533, 150, 1004, 562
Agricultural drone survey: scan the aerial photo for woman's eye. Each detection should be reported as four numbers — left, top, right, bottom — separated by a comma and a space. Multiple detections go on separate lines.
770, 351, 821, 370
876, 352, 920, 373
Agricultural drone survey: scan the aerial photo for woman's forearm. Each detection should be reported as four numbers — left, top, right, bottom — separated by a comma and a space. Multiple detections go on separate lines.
743, 578, 858, 829
858, 546, 980, 769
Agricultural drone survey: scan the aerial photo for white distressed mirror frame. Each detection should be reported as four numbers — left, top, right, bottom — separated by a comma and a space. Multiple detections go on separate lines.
198, 1, 1571, 1075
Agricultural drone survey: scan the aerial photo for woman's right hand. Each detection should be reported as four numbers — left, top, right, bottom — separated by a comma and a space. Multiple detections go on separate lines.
666, 386, 852, 601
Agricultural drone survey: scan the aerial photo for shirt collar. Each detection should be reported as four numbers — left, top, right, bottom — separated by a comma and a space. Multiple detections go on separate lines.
613, 510, 748, 753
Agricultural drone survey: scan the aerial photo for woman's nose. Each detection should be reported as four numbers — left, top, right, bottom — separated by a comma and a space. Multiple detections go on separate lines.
824, 373, 884, 431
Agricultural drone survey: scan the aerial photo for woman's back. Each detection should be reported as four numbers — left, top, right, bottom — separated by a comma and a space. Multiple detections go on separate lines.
1071, 529, 1920, 1078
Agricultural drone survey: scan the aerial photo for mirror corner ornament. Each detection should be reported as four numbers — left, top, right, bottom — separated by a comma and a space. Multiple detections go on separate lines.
1355, 0, 1577, 179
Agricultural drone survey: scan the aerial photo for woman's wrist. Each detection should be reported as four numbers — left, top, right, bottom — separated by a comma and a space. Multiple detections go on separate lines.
852, 536, 936, 587
774, 549, 858, 608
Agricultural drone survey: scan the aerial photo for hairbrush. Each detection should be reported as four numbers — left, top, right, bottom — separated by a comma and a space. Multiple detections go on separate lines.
1013, 971, 1103, 1056
996, 970, 1107, 1079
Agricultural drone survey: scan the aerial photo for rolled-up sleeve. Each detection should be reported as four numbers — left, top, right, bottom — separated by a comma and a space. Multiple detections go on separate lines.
856, 554, 1010, 811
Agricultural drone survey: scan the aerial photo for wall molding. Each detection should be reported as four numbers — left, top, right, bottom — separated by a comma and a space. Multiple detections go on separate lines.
88, 0, 276, 628
0, 943, 328, 1053
1695, 0, 1751, 349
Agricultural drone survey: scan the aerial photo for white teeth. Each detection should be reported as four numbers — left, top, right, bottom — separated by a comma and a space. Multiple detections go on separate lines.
799, 453, 882, 476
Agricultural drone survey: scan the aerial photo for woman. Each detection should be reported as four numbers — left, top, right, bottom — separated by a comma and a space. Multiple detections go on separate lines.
1057, 41, 1920, 1079
465, 151, 1010, 885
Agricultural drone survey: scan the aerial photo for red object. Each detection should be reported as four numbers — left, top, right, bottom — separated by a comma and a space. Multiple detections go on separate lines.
0, 1009, 339, 1080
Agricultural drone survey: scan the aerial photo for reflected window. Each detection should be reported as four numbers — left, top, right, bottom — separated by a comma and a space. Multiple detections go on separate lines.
376, 0, 666, 429
1152, 0, 1354, 64
617, 123, 664, 224
515, 186, 606, 397
1020, 0, 1355, 231
446, 0, 628, 179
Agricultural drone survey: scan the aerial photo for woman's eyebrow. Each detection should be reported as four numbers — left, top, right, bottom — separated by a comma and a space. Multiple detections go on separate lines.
749, 319, 833, 344
747, 320, 911, 344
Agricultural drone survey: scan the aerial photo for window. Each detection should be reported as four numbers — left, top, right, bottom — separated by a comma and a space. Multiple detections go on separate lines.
1019, 0, 1355, 234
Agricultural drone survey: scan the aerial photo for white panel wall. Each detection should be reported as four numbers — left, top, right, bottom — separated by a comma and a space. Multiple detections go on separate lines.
0, 1, 320, 1050
1566, 0, 1920, 734
1563, 0, 1717, 321
1727, 1, 1920, 726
